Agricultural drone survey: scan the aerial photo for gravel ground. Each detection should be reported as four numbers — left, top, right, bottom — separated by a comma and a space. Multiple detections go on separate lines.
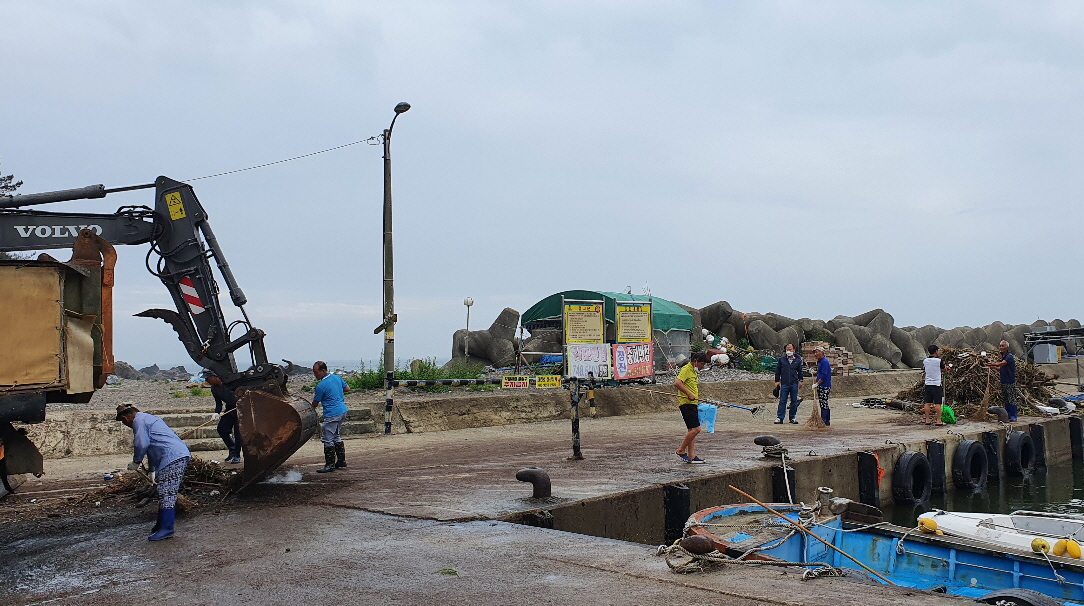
53, 361, 875, 414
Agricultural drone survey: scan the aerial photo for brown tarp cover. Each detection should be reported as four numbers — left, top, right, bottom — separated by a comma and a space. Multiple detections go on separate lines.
0, 265, 66, 391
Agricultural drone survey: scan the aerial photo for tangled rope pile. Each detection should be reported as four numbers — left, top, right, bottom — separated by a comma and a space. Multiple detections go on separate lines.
655, 538, 843, 579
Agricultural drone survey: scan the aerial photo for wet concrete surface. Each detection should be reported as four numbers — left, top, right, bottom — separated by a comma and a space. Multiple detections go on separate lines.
2, 393, 1034, 605
5, 506, 967, 606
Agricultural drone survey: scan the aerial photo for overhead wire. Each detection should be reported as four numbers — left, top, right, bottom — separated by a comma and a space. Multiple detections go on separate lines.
184, 138, 376, 182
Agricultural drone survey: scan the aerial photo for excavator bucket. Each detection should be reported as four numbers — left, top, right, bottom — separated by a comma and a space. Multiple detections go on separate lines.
235, 386, 317, 491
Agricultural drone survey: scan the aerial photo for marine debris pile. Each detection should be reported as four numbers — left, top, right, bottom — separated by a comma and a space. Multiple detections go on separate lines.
894, 347, 1055, 418
97, 456, 235, 511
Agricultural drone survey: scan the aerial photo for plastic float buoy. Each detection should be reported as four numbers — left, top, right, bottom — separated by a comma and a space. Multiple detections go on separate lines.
1031, 538, 1051, 553
1053, 539, 1068, 556
919, 518, 939, 533
1066, 539, 1081, 559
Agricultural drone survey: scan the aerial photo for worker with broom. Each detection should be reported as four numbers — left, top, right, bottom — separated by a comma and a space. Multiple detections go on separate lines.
675, 352, 709, 464
116, 404, 191, 541
988, 340, 1018, 422
811, 347, 833, 427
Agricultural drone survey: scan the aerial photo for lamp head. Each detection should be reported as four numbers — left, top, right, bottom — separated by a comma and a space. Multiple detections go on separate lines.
464, 297, 474, 307
394, 102, 411, 114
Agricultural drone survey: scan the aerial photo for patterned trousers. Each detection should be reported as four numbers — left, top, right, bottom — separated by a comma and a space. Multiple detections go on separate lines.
1002, 383, 1018, 419
157, 456, 190, 509
817, 385, 832, 425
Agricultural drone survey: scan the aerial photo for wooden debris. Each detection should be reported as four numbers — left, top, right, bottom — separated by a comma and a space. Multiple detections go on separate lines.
896, 347, 1054, 419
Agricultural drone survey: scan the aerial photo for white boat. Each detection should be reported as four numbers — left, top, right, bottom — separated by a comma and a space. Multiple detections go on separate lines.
919, 509, 1084, 553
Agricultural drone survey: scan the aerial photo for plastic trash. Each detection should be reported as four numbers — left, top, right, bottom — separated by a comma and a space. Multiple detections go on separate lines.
697, 403, 717, 433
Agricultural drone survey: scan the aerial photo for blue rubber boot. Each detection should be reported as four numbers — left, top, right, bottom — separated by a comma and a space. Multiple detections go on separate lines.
150, 508, 163, 533
149, 508, 175, 541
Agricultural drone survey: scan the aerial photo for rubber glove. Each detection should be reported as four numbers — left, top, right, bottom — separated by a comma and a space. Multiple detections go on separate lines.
211, 413, 220, 421
127, 461, 140, 471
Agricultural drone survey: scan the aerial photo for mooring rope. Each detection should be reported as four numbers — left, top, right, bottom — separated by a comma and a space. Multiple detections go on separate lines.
655, 539, 843, 578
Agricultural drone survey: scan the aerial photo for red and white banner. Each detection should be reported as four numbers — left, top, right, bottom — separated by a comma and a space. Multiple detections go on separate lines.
612, 342, 653, 380
178, 277, 205, 315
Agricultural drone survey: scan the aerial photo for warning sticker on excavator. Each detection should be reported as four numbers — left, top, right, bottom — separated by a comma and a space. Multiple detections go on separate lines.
165, 192, 186, 220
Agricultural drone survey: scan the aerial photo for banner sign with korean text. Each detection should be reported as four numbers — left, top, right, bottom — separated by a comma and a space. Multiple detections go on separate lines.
563, 300, 605, 344
612, 342, 653, 380
534, 375, 562, 389
565, 344, 612, 379
501, 376, 530, 389
615, 302, 652, 344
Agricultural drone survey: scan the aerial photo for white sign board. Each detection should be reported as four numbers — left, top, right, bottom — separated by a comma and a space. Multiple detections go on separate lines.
566, 344, 612, 379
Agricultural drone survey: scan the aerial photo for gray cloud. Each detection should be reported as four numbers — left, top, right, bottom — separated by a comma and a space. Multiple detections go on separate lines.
3, 1, 1081, 367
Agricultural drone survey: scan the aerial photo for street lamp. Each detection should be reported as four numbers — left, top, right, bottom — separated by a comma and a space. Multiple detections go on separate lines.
463, 297, 474, 358
377, 101, 410, 435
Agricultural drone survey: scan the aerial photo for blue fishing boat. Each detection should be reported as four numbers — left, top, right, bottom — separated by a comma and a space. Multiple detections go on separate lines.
684, 501, 1084, 606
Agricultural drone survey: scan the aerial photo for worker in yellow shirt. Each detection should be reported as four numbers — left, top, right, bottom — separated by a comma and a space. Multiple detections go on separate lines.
675, 352, 710, 464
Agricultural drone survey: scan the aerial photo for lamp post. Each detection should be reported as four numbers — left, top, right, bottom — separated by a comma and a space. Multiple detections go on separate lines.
379, 101, 410, 435
463, 297, 474, 358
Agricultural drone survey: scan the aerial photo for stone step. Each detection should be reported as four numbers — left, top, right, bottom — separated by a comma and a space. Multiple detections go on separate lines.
185, 438, 226, 452
155, 407, 372, 431
344, 408, 372, 421
182, 419, 377, 450
341, 420, 378, 436
158, 413, 216, 427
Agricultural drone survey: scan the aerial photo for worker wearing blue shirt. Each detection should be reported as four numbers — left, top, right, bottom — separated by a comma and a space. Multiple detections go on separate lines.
311, 361, 350, 473
117, 404, 190, 541
813, 347, 833, 427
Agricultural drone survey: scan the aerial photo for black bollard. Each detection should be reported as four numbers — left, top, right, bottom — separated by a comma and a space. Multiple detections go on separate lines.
516, 467, 552, 499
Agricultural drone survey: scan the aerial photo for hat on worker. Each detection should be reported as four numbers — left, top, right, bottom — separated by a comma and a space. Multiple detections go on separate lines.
115, 403, 138, 420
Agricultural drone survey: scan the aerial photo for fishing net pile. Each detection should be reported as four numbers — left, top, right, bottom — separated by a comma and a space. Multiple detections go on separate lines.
895, 347, 1054, 418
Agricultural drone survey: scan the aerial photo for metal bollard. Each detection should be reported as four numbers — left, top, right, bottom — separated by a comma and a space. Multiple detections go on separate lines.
516, 467, 552, 499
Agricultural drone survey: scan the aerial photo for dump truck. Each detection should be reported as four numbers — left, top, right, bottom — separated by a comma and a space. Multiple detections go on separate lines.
0, 177, 316, 496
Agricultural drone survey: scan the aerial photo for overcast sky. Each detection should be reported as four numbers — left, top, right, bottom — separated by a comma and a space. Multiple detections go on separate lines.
3, 1, 1082, 369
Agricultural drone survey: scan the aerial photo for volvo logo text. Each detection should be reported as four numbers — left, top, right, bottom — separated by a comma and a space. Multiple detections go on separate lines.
13, 225, 104, 238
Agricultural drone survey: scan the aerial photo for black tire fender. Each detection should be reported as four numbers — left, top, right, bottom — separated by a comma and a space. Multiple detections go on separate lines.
1005, 430, 1035, 477
892, 450, 932, 504
952, 439, 988, 490
977, 587, 1061, 605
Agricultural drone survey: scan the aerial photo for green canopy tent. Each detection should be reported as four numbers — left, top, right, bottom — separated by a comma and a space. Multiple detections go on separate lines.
521, 290, 693, 334
522, 290, 694, 369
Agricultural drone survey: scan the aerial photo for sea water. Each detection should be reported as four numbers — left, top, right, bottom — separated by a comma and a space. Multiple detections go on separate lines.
883, 460, 1084, 527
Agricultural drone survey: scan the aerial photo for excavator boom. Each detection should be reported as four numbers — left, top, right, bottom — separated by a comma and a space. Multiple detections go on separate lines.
0, 177, 316, 490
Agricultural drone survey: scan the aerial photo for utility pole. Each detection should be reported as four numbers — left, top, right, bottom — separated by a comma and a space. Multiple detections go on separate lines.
376, 101, 410, 435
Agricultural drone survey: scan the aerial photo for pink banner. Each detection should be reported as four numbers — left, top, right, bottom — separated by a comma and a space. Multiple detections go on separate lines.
612, 342, 653, 380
